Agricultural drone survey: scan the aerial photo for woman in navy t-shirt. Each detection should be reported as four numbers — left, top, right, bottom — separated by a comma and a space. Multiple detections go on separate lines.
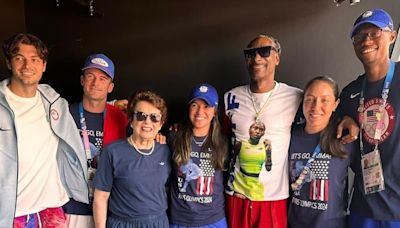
93, 91, 171, 228
169, 83, 228, 228
288, 76, 356, 228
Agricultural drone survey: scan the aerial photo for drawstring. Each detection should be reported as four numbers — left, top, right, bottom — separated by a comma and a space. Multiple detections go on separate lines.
37, 212, 42, 227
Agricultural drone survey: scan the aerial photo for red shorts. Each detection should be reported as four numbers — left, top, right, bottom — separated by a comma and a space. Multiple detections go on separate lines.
226, 194, 287, 228
14, 207, 66, 228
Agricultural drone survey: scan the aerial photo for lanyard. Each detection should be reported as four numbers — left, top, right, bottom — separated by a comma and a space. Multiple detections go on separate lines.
303, 144, 321, 172
79, 102, 92, 160
358, 61, 395, 154
291, 144, 321, 191
79, 102, 106, 161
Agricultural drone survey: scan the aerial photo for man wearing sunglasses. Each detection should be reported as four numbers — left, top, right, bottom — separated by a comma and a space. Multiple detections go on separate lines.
63, 53, 129, 228
337, 9, 400, 227
224, 35, 303, 228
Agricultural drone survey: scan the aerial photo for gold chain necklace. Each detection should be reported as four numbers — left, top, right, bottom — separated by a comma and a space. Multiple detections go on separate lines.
248, 81, 277, 122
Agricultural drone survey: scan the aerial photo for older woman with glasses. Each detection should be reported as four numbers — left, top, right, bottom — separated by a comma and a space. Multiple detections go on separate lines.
93, 91, 170, 228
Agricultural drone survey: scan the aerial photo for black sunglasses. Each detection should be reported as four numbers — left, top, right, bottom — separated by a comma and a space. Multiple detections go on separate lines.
243, 46, 276, 59
133, 111, 162, 123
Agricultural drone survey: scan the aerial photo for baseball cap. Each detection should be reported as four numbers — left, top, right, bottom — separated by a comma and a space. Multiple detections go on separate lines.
350, 9, 394, 38
189, 83, 219, 107
82, 53, 115, 80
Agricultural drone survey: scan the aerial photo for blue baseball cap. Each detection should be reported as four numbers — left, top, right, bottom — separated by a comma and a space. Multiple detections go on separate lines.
82, 53, 115, 80
350, 9, 394, 38
189, 83, 219, 107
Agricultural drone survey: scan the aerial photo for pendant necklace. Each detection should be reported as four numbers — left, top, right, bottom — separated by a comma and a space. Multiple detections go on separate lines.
192, 136, 208, 147
248, 81, 277, 122
128, 136, 155, 155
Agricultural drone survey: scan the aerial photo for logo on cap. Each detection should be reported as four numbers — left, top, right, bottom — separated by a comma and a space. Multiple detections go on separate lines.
199, 85, 209, 93
82, 53, 115, 79
350, 9, 393, 38
91, 58, 109, 67
362, 11, 373, 18
189, 83, 219, 107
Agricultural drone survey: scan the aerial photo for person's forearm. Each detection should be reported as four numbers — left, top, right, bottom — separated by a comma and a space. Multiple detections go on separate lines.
93, 198, 108, 228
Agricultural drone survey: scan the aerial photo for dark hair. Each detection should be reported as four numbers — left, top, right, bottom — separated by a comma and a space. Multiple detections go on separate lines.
173, 105, 227, 170
249, 121, 265, 143
127, 91, 168, 123
3, 33, 49, 62
303, 76, 347, 159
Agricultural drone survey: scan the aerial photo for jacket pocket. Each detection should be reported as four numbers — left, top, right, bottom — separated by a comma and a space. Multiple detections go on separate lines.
0, 121, 12, 131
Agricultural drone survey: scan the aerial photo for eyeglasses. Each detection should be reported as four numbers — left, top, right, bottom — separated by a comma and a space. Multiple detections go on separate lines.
133, 111, 162, 123
243, 46, 277, 59
352, 28, 392, 44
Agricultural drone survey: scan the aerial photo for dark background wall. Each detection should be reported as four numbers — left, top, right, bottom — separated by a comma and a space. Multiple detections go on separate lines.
0, 0, 26, 76
0, 0, 399, 124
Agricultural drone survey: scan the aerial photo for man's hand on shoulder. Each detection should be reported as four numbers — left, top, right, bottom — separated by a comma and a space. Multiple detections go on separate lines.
337, 115, 359, 144
113, 99, 128, 111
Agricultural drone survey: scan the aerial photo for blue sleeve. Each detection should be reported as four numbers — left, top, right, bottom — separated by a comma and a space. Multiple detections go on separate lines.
293, 101, 305, 125
345, 141, 358, 172
93, 147, 114, 192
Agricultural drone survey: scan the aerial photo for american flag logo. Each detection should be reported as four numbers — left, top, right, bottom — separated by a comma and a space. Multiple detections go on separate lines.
197, 176, 214, 195
366, 109, 377, 123
362, 98, 395, 144
197, 153, 215, 195
309, 179, 329, 201
309, 158, 330, 202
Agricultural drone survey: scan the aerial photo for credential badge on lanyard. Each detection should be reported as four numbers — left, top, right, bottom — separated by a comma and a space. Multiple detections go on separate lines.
358, 61, 395, 195
79, 102, 104, 202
